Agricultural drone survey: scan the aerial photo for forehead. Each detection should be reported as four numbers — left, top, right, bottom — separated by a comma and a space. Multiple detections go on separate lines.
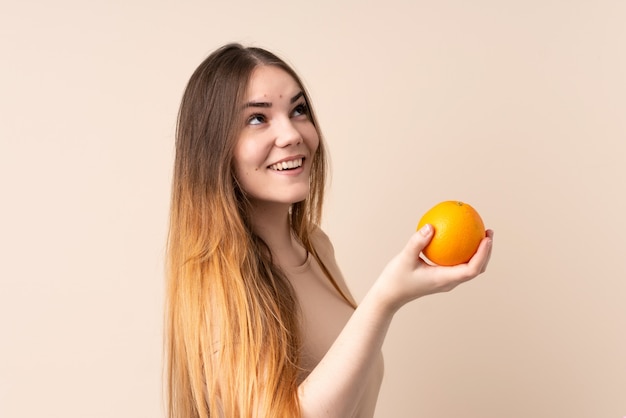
245, 65, 301, 99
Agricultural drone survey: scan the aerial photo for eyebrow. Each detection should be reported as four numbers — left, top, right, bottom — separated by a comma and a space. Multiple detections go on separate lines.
243, 91, 304, 108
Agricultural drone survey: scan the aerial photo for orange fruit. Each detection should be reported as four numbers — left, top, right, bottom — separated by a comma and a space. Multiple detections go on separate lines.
417, 201, 485, 266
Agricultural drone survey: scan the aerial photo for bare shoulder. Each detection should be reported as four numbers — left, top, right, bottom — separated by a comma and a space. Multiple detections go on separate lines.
309, 226, 357, 305
309, 225, 335, 256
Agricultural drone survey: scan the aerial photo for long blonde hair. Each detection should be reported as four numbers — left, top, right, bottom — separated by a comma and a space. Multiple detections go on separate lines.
165, 43, 354, 417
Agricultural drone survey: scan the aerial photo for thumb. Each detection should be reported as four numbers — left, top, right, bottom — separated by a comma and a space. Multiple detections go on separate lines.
404, 224, 434, 259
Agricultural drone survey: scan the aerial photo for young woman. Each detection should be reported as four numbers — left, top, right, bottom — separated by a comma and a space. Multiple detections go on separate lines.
165, 43, 494, 417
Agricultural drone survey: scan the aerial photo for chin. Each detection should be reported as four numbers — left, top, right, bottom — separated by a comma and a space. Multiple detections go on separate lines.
249, 189, 310, 207
284, 193, 310, 205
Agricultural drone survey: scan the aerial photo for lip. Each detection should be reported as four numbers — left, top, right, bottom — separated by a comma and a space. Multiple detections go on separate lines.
267, 155, 306, 176
267, 154, 306, 167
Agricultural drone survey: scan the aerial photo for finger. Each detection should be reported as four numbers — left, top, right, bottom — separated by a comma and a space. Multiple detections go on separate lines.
404, 224, 434, 259
469, 231, 493, 273
479, 229, 494, 272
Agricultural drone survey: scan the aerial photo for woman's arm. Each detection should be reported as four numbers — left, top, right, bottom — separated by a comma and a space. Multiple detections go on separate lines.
297, 225, 494, 417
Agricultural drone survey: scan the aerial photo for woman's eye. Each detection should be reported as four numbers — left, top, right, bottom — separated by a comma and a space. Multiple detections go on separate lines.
292, 103, 308, 118
247, 114, 266, 125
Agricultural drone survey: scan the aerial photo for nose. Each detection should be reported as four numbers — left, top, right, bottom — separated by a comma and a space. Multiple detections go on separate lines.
274, 117, 303, 148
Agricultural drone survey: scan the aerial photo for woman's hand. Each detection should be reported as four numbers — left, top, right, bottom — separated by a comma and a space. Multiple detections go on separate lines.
373, 224, 494, 314
298, 224, 493, 416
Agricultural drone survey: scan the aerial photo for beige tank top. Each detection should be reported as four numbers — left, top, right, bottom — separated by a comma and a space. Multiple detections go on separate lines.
282, 228, 385, 418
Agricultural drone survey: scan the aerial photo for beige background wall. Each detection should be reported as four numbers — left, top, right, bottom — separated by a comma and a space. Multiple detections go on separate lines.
1, 1, 624, 417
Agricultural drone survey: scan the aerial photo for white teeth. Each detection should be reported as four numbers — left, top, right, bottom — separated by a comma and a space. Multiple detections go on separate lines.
270, 158, 303, 171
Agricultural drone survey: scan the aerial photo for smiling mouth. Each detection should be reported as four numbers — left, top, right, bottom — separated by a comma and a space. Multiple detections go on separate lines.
268, 158, 304, 171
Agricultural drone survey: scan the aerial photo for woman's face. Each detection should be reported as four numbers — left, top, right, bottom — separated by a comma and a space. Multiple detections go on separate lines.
233, 65, 320, 207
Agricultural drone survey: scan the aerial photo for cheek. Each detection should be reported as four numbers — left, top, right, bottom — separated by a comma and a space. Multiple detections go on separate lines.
234, 137, 265, 171
232, 142, 254, 183
306, 127, 320, 153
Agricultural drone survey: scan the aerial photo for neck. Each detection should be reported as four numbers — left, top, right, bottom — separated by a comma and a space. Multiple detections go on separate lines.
249, 201, 307, 268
